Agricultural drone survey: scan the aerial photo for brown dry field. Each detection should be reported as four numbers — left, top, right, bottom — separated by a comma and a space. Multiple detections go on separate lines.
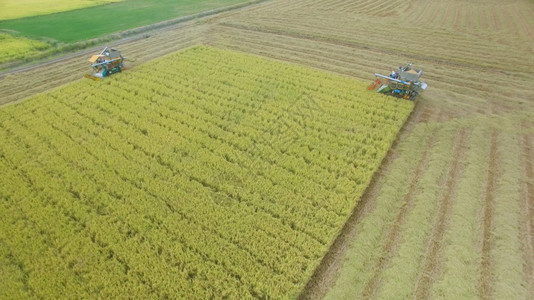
1, 0, 534, 298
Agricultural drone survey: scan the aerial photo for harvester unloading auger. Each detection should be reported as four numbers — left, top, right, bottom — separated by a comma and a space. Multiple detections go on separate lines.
368, 63, 427, 100
85, 47, 124, 81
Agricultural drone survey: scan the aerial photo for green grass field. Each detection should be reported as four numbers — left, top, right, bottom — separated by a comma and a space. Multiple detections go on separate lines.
0, 0, 248, 42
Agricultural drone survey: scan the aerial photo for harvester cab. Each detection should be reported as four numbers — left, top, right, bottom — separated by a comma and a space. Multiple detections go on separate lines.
367, 63, 427, 100
85, 47, 124, 81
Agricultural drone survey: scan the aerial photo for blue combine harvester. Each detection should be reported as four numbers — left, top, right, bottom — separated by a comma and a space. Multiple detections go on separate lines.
367, 63, 427, 100
85, 47, 124, 81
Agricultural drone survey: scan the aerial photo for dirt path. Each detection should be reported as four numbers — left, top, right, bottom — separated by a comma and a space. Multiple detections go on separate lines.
414, 130, 468, 299
479, 131, 498, 299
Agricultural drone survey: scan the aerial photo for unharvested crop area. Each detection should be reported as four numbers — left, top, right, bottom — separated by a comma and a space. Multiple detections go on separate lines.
0, 46, 412, 298
0, 33, 50, 64
1, 0, 534, 298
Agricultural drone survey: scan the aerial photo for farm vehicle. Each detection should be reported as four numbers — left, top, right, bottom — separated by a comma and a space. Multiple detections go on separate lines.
85, 47, 124, 81
368, 63, 427, 100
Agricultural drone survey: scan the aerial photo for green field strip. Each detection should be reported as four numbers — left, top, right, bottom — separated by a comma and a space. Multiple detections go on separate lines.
0, 0, 250, 42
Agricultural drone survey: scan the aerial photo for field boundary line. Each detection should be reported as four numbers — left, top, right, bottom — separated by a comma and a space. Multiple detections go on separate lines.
297, 101, 424, 300
414, 129, 469, 299
479, 130, 498, 299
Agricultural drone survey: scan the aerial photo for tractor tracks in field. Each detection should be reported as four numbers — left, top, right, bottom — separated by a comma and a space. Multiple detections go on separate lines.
298, 99, 427, 300
414, 129, 469, 299
360, 129, 438, 299
512, 6, 534, 49
479, 130, 499, 299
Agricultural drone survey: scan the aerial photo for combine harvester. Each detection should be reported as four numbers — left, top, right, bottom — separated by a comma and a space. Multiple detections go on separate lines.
85, 47, 124, 81
368, 63, 427, 100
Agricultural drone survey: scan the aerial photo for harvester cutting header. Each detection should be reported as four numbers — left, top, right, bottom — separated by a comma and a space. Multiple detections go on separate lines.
368, 63, 427, 100
85, 47, 124, 81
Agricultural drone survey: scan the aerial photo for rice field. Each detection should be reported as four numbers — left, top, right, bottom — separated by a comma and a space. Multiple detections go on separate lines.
0, 33, 49, 64
0, 46, 412, 298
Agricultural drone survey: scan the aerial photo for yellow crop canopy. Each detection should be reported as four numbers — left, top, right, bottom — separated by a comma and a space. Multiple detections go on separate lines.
89, 55, 100, 63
